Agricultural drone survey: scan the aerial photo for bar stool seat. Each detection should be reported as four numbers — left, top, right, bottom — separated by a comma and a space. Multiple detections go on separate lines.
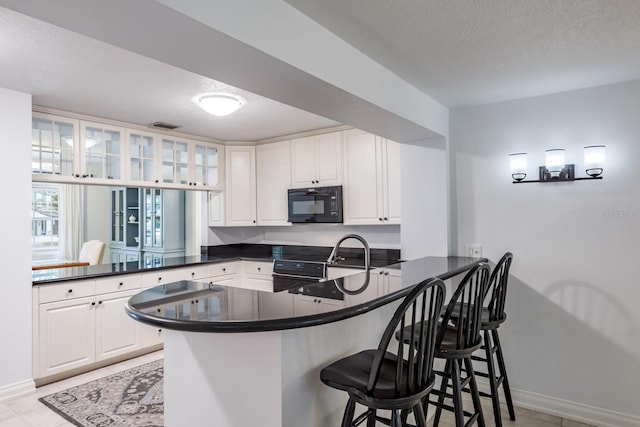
320, 277, 446, 427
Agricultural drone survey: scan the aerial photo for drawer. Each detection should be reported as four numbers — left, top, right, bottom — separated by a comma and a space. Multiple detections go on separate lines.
95, 274, 142, 295
142, 268, 191, 287
39, 280, 96, 304
241, 260, 273, 275
180, 265, 209, 280
208, 261, 238, 277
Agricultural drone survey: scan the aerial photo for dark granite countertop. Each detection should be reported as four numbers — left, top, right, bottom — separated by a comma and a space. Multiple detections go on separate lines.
32, 244, 401, 285
125, 256, 486, 333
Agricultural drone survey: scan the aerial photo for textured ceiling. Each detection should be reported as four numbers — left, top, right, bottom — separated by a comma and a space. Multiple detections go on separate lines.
284, 0, 640, 108
2, 1, 640, 142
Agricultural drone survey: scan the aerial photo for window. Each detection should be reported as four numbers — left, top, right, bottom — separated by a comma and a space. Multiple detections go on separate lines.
32, 184, 60, 261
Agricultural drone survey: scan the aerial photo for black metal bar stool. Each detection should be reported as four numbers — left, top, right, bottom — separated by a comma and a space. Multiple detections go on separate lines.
466, 252, 516, 427
429, 263, 491, 427
320, 277, 446, 427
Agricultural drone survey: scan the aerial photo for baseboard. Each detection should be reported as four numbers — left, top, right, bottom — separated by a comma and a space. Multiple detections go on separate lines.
0, 378, 36, 402
511, 387, 640, 427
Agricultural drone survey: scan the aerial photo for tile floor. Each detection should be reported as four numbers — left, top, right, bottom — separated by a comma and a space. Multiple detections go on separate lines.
0, 352, 597, 427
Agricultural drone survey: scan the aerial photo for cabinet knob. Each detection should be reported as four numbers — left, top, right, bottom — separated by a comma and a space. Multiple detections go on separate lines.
74, 174, 80, 178
119, 282, 123, 287
384, 272, 389, 276
252, 220, 256, 224
158, 277, 162, 281
384, 217, 388, 221
191, 272, 195, 277
257, 267, 261, 272
155, 179, 159, 183
82, 174, 88, 178
98, 301, 103, 305
68, 289, 73, 293
222, 268, 226, 272
379, 218, 383, 221
158, 329, 162, 333
157, 309, 161, 313
91, 301, 96, 306
379, 271, 384, 275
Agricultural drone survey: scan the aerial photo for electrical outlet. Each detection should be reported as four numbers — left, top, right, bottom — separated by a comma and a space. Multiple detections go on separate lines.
464, 243, 483, 258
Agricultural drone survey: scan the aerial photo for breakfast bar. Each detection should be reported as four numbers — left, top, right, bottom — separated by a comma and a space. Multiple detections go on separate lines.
125, 256, 485, 427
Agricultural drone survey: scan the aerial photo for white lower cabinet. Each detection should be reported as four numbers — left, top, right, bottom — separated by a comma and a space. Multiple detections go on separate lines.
294, 294, 344, 315
38, 296, 96, 378
95, 289, 142, 361
240, 260, 273, 291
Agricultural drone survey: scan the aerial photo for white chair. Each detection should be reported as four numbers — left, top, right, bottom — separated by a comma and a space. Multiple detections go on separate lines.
78, 240, 106, 265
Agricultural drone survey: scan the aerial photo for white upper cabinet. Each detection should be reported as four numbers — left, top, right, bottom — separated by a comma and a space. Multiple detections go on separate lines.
32, 112, 80, 183
191, 142, 223, 190
160, 136, 190, 188
256, 140, 292, 226
80, 121, 126, 185
290, 131, 342, 187
343, 129, 401, 225
158, 135, 224, 190
225, 146, 256, 226
126, 129, 159, 185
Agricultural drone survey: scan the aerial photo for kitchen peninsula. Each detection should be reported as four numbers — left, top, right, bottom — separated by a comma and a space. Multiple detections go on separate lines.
125, 255, 484, 427
31, 244, 400, 385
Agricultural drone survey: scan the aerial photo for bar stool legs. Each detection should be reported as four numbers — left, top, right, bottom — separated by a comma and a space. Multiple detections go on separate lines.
470, 329, 516, 427
431, 357, 486, 427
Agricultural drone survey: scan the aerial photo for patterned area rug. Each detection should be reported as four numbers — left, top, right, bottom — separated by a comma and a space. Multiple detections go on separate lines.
39, 360, 164, 427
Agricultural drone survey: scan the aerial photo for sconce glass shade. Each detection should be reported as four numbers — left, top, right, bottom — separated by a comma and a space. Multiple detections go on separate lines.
194, 93, 246, 116
584, 145, 605, 177
545, 149, 566, 176
509, 153, 528, 181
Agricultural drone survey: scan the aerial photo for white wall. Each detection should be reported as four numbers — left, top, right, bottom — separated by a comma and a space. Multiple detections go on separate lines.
451, 79, 640, 425
0, 87, 34, 400
400, 138, 449, 259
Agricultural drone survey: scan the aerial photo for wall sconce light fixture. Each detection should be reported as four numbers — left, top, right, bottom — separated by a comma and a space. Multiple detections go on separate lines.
509, 146, 605, 183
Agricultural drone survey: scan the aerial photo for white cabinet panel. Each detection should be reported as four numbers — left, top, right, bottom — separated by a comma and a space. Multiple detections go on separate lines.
291, 132, 342, 187
343, 129, 401, 225
38, 297, 96, 377
257, 141, 291, 226
95, 290, 141, 361
225, 146, 256, 226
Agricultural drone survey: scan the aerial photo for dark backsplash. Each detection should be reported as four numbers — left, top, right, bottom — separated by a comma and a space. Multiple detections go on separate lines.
201, 243, 401, 268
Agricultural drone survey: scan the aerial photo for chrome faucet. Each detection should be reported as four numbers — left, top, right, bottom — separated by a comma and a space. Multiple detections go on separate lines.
327, 234, 370, 271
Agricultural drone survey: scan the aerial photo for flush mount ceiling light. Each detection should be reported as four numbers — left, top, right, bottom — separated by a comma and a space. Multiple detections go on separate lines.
193, 93, 246, 117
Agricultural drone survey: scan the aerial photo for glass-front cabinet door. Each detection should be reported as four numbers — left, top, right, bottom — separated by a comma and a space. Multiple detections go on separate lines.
32, 113, 79, 182
81, 121, 125, 184
143, 188, 163, 249
127, 130, 158, 185
192, 142, 222, 189
161, 138, 189, 188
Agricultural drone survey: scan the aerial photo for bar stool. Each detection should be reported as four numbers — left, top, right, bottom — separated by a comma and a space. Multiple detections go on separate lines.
466, 252, 516, 427
320, 277, 446, 427
429, 263, 491, 427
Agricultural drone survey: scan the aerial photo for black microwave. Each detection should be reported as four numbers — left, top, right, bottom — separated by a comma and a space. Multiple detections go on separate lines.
287, 186, 343, 223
